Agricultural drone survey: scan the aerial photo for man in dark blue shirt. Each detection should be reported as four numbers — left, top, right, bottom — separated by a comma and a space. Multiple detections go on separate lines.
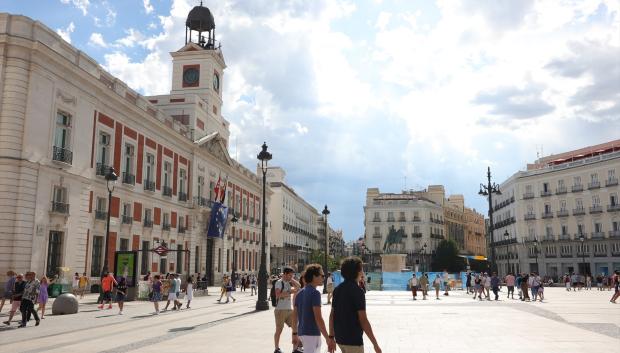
329, 257, 381, 353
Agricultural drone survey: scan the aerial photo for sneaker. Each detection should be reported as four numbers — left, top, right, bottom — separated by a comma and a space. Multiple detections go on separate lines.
107, 305, 113, 310
35, 320, 40, 326
292, 349, 303, 353
119, 311, 123, 315
233, 298, 236, 302
98, 305, 103, 310
274, 349, 283, 353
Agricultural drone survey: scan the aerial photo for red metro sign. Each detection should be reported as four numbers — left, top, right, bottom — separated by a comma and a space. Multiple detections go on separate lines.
153, 245, 169, 256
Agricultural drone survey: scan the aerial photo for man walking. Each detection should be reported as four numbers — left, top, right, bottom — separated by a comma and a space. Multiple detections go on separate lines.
442, 270, 450, 296
419, 273, 429, 300
273, 266, 300, 353
98, 272, 117, 310
505, 272, 515, 299
164, 274, 181, 311
330, 257, 382, 353
78, 272, 89, 299
291, 264, 335, 353
409, 274, 418, 300
491, 272, 500, 300
19, 272, 40, 327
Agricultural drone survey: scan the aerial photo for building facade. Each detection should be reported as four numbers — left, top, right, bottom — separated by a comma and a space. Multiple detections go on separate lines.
491, 140, 620, 278
0, 7, 269, 287
464, 207, 486, 256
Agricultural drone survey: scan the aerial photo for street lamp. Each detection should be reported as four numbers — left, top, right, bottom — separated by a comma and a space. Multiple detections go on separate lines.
533, 238, 539, 272
256, 142, 272, 311
423, 243, 428, 272
322, 205, 330, 294
231, 210, 238, 286
579, 233, 586, 276
504, 230, 511, 275
102, 167, 118, 276
478, 167, 501, 273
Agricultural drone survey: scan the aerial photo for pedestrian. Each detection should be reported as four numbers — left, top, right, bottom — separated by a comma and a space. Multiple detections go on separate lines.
483, 273, 491, 300
164, 274, 181, 311
586, 275, 592, 290
250, 274, 257, 296
98, 272, 117, 310
115, 277, 127, 315
78, 272, 89, 299
516, 273, 523, 299
0, 271, 16, 313
607, 274, 614, 291
291, 264, 335, 353
174, 274, 183, 309
491, 272, 500, 300
151, 274, 162, 314
530, 273, 540, 301
241, 275, 247, 292
505, 272, 515, 299
570, 272, 579, 291
358, 275, 367, 293
185, 275, 194, 309
564, 274, 571, 291
19, 272, 40, 328
217, 275, 228, 302
409, 274, 418, 300
273, 266, 301, 353
419, 273, 429, 300
432, 275, 441, 300
3, 273, 24, 325
225, 275, 236, 303
329, 257, 382, 353
536, 281, 545, 302
72, 272, 79, 295
466, 271, 472, 294
326, 273, 334, 304
442, 269, 450, 296
521, 273, 530, 301
610, 271, 619, 303
37, 276, 52, 319
596, 274, 603, 290
473, 274, 482, 300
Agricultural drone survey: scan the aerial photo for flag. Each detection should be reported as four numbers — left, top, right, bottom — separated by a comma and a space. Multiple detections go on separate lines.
219, 175, 228, 203
207, 202, 228, 238
213, 173, 221, 200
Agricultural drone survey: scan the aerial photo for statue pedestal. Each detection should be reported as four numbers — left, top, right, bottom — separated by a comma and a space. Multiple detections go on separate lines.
380, 254, 407, 272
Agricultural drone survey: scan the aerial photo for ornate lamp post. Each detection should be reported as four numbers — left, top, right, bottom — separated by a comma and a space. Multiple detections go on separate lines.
423, 242, 428, 272
533, 238, 539, 272
322, 205, 330, 294
231, 210, 238, 285
102, 167, 118, 276
504, 230, 510, 275
478, 167, 501, 273
579, 233, 587, 276
256, 142, 272, 311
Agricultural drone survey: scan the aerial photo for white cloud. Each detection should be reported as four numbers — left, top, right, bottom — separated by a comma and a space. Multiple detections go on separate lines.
116, 29, 145, 47
88, 32, 107, 47
60, 0, 89, 16
143, 0, 154, 14
56, 22, 75, 43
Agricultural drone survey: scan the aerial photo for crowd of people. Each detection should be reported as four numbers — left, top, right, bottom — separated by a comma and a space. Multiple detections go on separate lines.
1, 271, 45, 328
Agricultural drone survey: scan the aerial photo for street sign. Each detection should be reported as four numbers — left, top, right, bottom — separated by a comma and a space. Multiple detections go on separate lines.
153, 245, 168, 256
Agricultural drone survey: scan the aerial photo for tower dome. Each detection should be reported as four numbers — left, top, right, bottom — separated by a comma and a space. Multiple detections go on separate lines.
184, 1, 218, 49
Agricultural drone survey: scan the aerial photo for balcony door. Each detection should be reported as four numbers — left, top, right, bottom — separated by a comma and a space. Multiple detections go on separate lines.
46, 231, 63, 278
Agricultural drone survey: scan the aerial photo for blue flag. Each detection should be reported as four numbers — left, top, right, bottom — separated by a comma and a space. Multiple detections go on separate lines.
207, 202, 228, 238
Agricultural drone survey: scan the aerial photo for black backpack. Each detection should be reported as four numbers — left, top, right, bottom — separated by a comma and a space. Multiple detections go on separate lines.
270, 280, 284, 307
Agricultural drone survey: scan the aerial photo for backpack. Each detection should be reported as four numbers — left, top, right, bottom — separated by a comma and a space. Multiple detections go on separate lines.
270, 280, 285, 307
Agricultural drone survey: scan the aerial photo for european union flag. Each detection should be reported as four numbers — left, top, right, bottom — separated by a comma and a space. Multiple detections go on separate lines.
207, 202, 228, 238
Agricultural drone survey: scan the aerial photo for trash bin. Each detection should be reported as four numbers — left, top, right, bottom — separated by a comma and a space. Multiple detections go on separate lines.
49, 283, 63, 298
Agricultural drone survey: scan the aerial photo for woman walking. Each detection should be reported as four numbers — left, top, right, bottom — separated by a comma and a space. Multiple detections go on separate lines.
185, 276, 194, 309
37, 276, 53, 319
473, 274, 481, 300
217, 275, 227, 302
0, 271, 16, 313
151, 275, 162, 314
432, 275, 441, 300
225, 276, 236, 303
250, 274, 257, 296
326, 273, 334, 304
3, 273, 24, 325
536, 281, 545, 302
116, 277, 127, 315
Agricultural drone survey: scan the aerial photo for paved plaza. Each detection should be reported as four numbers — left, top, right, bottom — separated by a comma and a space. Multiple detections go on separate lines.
0, 287, 618, 352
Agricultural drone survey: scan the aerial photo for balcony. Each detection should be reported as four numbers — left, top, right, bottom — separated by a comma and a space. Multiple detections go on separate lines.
178, 226, 186, 234
542, 235, 555, 242
249, 217, 255, 223
560, 253, 574, 258
412, 216, 421, 222
555, 186, 567, 195
541, 211, 554, 219
162, 186, 172, 197
589, 205, 603, 214
609, 230, 620, 238
143, 219, 153, 228
122, 172, 135, 185
96, 163, 110, 177
556, 209, 569, 218
594, 251, 608, 257
121, 215, 132, 224
52, 146, 73, 165
571, 184, 583, 192
411, 232, 422, 238
524, 213, 536, 221
605, 177, 618, 187
372, 233, 382, 239
544, 253, 557, 258
162, 223, 171, 231
178, 192, 188, 202
607, 204, 620, 212
431, 233, 444, 239
540, 190, 552, 197
558, 234, 572, 240
372, 217, 381, 222
431, 218, 444, 224
588, 181, 600, 189
50, 201, 69, 214
194, 196, 207, 207
243, 215, 248, 221
143, 179, 155, 192
523, 192, 535, 199
591, 232, 605, 239
572, 207, 586, 216
95, 210, 107, 220
387, 217, 395, 222
398, 217, 406, 222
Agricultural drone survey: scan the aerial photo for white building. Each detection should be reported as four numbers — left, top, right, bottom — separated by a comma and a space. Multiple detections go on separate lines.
0, 6, 269, 287
491, 139, 620, 278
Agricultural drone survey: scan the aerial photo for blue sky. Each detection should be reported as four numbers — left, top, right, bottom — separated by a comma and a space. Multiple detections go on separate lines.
3, 0, 619, 241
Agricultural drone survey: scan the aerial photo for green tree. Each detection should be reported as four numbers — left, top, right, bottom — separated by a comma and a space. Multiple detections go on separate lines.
309, 250, 340, 272
431, 239, 465, 272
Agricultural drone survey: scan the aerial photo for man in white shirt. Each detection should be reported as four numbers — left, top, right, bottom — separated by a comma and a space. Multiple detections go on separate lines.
443, 270, 450, 296
273, 266, 301, 353
409, 274, 418, 300
483, 273, 492, 301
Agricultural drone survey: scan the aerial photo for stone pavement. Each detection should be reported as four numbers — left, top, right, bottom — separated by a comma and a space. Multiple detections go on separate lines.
0, 287, 617, 352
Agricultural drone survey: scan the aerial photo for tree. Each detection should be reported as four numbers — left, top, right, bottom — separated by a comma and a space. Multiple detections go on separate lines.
431, 239, 465, 272
309, 250, 340, 272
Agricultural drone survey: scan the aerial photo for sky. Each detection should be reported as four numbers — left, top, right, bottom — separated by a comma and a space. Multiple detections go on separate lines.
3, 0, 619, 241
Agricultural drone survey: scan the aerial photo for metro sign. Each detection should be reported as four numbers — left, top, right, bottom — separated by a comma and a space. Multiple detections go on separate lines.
153, 245, 169, 256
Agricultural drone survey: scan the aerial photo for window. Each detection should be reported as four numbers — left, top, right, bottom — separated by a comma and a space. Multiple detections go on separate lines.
145, 153, 155, 182
544, 204, 551, 213
594, 223, 602, 233
197, 176, 204, 198
176, 245, 183, 273
179, 169, 187, 194
123, 203, 131, 217
573, 176, 581, 186
558, 179, 565, 188
611, 193, 618, 206
52, 186, 67, 204
414, 225, 420, 233
96, 197, 106, 212
591, 173, 598, 182
226, 249, 230, 272
144, 208, 152, 222
194, 246, 200, 273
576, 198, 583, 209
609, 169, 616, 180
613, 221, 619, 232
561, 225, 568, 235
123, 144, 134, 181
98, 132, 110, 165
163, 213, 170, 226
525, 185, 532, 193
545, 226, 553, 236
54, 111, 72, 150
543, 182, 549, 192
560, 200, 566, 211
91, 235, 104, 276
560, 245, 571, 255
374, 226, 380, 235
120, 238, 129, 251
46, 231, 63, 278
577, 223, 584, 235
387, 212, 394, 221
141, 241, 150, 275
592, 195, 600, 206
163, 162, 172, 188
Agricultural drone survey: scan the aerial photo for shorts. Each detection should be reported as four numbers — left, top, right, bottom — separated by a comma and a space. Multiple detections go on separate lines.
168, 292, 177, 301
103, 291, 112, 301
116, 293, 126, 302
327, 284, 334, 293
566, 283, 571, 288
151, 292, 162, 302
300, 335, 321, 353
507, 286, 514, 292
10, 300, 21, 312
339, 344, 364, 353
274, 309, 292, 329
3, 292, 12, 300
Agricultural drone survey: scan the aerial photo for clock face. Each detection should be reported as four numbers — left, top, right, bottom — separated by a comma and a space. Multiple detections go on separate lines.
213, 73, 220, 91
183, 68, 199, 85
